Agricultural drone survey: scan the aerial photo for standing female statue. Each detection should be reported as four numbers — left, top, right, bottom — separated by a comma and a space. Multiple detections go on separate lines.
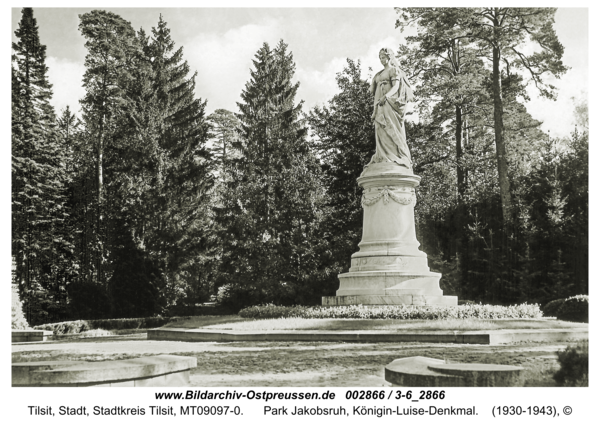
367, 47, 414, 170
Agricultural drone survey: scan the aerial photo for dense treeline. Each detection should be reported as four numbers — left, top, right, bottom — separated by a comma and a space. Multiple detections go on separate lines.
12, 8, 587, 325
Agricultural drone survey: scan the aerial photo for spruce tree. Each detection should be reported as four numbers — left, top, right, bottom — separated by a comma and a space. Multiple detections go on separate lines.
107, 15, 215, 312
150, 16, 215, 308
12, 8, 73, 324
57, 106, 78, 146
216, 41, 326, 308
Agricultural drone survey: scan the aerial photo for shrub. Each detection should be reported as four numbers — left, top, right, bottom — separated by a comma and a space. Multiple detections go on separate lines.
12, 290, 30, 330
33, 316, 191, 335
108, 240, 167, 318
238, 303, 542, 320
556, 295, 588, 323
542, 298, 566, 317
458, 300, 476, 305
554, 340, 588, 386
216, 284, 265, 312
68, 281, 111, 321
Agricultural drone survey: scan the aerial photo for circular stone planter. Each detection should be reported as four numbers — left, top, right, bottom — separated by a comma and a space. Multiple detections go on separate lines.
13, 355, 197, 387
385, 356, 525, 387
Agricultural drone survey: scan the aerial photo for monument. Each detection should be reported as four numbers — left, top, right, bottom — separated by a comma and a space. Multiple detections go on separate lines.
322, 48, 457, 306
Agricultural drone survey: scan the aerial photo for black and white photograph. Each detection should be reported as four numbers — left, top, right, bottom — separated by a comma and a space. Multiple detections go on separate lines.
8, 2, 591, 424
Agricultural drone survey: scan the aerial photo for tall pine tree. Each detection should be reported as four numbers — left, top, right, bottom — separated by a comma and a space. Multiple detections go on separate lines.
78, 10, 139, 286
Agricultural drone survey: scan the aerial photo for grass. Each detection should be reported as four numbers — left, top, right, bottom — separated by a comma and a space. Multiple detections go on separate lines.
163, 316, 587, 332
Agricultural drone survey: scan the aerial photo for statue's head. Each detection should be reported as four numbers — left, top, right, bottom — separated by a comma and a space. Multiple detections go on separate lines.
379, 48, 399, 68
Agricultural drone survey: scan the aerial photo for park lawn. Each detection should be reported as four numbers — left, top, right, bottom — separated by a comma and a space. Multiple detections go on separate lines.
163, 316, 587, 332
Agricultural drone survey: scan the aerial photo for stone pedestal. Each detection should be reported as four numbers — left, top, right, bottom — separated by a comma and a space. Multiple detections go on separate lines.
322, 162, 457, 306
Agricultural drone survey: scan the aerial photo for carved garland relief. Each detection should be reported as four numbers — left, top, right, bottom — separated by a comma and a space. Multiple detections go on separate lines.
352, 256, 409, 269
361, 185, 414, 208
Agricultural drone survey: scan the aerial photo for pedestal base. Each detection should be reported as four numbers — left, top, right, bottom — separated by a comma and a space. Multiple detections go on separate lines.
322, 164, 457, 307
322, 270, 457, 306
322, 294, 458, 306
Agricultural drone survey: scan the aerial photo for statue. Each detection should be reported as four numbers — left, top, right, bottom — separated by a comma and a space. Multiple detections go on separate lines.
322, 47, 456, 308
366, 47, 414, 171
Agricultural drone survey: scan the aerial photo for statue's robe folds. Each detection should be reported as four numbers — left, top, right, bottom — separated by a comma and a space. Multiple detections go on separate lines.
368, 66, 414, 170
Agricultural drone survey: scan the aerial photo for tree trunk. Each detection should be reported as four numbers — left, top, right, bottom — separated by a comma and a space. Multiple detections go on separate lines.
455, 105, 465, 196
97, 115, 104, 283
455, 105, 467, 298
492, 42, 512, 229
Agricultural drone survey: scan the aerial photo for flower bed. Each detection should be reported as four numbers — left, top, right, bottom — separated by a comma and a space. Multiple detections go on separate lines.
239, 303, 542, 320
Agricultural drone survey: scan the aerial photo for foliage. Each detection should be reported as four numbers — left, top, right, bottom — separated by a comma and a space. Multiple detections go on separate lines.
76, 9, 139, 286
11, 8, 587, 324
33, 316, 191, 335
541, 298, 565, 317
239, 303, 542, 320
215, 40, 327, 308
108, 228, 167, 318
556, 295, 588, 323
124, 15, 216, 311
397, 7, 567, 227
394, 71, 586, 304
12, 289, 30, 330
553, 340, 588, 386
215, 284, 264, 312
207, 109, 241, 163
70, 12, 215, 317
306, 59, 375, 293
12, 8, 74, 326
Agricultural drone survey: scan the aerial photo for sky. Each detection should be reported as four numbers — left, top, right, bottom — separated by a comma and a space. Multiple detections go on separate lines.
10, 6, 589, 139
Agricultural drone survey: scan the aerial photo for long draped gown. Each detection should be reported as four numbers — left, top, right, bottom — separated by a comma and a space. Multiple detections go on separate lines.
367, 66, 413, 170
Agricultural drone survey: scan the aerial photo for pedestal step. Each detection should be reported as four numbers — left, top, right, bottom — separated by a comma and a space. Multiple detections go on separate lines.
338, 270, 444, 296
322, 294, 458, 306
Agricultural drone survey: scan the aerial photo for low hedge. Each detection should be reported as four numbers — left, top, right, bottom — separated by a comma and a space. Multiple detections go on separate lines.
556, 295, 588, 323
554, 340, 588, 386
238, 303, 542, 320
541, 298, 566, 317
33, 316, 191, 335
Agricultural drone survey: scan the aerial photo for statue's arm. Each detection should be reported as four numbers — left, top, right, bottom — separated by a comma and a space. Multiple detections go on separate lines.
370, 77, 377, 95
383, 79, 400, 99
